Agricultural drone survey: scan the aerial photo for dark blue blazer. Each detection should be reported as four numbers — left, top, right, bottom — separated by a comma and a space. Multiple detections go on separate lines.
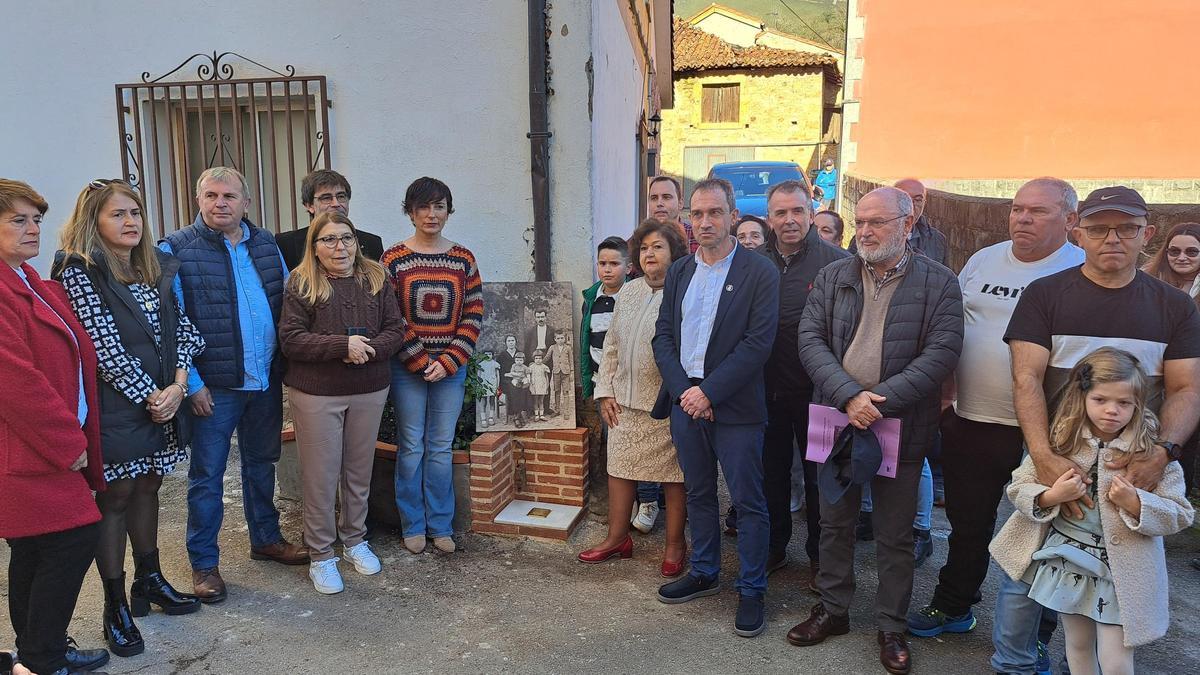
651, 243, 780, 424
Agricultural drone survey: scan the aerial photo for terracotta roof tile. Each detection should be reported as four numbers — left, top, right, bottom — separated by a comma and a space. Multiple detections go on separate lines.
673, 18, 839, 75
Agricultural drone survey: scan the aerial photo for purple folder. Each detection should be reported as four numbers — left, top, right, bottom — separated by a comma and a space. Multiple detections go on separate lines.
805, 403, 901, 478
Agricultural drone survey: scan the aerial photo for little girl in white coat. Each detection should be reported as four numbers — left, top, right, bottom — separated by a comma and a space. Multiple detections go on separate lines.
990, 347, 1194, 675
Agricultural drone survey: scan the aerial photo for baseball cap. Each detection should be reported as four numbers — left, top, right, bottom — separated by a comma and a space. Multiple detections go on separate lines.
1078, 186, 1148, 219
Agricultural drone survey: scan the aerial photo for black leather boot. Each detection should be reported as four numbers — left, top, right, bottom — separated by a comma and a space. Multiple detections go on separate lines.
130, 548, 201, 617
102, 574, 144, 657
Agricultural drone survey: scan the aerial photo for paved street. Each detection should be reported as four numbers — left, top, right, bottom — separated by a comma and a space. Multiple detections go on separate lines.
3, 457, 1198, 674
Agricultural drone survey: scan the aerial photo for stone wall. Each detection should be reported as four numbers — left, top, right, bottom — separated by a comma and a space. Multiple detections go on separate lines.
659, 66, 830, 187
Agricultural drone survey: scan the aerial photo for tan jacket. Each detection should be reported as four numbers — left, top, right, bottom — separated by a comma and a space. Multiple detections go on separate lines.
989, 427, 1194, 647
593, 278, 664, 412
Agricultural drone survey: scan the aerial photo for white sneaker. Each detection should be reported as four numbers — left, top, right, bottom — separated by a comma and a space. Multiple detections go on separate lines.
309, 558, 344, 594
631, 502, 660, 534
344, 541, 382, 575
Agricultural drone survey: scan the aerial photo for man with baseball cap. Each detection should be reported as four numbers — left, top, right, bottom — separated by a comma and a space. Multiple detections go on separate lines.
994, 185, 1200, 673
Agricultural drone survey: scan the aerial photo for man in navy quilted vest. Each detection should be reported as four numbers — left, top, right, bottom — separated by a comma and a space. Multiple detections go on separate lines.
160, 166, 307, 604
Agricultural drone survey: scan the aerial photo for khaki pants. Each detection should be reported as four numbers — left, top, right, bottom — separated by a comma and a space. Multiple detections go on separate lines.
289, 387, 390, 561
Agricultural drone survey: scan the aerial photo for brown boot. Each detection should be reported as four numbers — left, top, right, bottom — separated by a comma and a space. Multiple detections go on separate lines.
191, 567, 227, 604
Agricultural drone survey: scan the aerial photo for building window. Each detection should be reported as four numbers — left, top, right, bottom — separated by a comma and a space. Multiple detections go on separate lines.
701, 83, 740, 124
116, 53, 331, 237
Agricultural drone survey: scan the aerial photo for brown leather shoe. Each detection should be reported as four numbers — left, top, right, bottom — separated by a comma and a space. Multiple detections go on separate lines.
878, 631, 912, 674
786, 603, 850, 646
250, 539, 310, 565
192, 567, 227, 604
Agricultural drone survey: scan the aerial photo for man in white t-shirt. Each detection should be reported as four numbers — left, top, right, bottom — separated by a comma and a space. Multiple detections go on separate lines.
906, 179, 1084, 662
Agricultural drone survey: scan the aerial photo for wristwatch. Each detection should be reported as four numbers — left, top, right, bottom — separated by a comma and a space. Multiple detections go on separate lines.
1157, 440, 1183, 462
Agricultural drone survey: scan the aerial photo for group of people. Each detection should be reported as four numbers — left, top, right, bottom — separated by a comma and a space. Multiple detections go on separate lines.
576, 171, 1198, 675
0, 168, 481, 674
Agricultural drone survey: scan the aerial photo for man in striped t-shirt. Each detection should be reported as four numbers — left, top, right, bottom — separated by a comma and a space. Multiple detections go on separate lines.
999, 185, 1200, 674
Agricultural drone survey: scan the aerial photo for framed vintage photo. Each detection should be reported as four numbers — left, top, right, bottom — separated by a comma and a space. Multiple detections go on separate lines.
477, 282, 576, 432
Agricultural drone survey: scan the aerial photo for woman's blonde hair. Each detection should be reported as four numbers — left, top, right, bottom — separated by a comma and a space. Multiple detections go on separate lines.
288, 212, 386, 306
1049, 346, 1159, 456
59, 180, 160, 285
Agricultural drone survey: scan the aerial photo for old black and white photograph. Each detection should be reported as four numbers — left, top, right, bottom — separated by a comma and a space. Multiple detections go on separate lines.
477, 281, 576, 432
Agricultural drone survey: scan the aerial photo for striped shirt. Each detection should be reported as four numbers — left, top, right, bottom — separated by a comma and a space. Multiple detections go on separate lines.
382, 243, 483, 375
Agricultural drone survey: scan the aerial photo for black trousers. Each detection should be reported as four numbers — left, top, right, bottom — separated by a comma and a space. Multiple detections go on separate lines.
763, 393, 821, 563
930, 409, 1025, 616
6, 522, 100, 674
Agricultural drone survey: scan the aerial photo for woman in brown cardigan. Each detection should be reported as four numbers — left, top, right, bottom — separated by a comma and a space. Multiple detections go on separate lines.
278, 212, 410, 595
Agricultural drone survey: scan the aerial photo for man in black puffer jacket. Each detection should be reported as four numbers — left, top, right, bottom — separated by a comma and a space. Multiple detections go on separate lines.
787, 186, 963, 675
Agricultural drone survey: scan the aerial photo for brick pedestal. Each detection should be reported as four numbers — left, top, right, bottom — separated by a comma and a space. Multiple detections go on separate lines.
468, 428, 590, 539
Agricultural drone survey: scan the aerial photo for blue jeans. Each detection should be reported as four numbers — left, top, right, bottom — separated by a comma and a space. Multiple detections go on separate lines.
861, 458, 933, 530
186, 381, 284, 571
992, 575, 1053, 673
392, 365, 467, 539
637, 481, 663, 505
671, 407, 768, 596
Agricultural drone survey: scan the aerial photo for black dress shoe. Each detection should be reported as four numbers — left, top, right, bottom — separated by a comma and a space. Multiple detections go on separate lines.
734, 594, 766, 637
657, 573, 719, 604
64, 637, 110, 671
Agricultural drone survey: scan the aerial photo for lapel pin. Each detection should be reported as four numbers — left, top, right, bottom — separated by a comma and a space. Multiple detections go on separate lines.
725, 284, 733, 292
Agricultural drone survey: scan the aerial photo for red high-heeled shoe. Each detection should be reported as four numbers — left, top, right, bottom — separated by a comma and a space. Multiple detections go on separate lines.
660, 544, 688, 578
578, 534, 633, 563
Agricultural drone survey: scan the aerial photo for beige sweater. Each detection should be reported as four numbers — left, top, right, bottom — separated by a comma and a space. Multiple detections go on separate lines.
989, 427, 1194, 647
593, 278, 664, 412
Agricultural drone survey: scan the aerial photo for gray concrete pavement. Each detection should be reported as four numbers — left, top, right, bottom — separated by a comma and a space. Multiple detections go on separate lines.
3, 458, 1199, 674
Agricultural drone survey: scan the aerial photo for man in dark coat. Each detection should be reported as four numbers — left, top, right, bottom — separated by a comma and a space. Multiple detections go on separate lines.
788, 186, 963, 675
275, 170, 385, 270
651, 178, 779, 639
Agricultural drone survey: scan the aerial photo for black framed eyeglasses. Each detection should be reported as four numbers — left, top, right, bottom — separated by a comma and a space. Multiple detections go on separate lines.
1077, 224, 1144, 240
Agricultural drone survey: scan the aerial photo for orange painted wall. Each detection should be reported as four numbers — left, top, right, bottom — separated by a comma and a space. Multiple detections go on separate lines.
851, 0, 1200, 179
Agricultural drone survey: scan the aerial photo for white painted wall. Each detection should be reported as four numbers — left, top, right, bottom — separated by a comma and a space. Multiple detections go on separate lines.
692, 13, 762, 47
0, 0, 605, 289
588, 0, 646, 254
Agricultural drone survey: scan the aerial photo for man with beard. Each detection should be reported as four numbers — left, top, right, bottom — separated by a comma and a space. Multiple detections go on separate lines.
789, 187, 963, 675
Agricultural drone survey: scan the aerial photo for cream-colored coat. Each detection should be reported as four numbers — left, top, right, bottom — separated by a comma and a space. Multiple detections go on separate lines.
989, 427, 1194, 647
593, 278, 664, 412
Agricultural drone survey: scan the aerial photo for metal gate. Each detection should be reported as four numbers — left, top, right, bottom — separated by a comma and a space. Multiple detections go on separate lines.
115, 51, 331, 237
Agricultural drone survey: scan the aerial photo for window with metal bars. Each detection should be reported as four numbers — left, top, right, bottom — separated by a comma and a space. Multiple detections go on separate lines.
115, 53, 331, 238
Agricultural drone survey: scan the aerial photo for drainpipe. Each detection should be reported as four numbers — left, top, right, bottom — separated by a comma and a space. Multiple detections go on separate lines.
527, 0, 553, 281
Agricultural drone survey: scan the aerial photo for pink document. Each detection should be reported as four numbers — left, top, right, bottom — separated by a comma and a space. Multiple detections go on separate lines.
805, 404, 901, 478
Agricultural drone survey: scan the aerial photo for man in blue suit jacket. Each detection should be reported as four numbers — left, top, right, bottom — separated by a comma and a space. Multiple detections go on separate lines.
651, 178, 780, 637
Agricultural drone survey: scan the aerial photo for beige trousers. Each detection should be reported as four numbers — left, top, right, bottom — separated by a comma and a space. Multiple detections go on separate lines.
289, 386, 390, 561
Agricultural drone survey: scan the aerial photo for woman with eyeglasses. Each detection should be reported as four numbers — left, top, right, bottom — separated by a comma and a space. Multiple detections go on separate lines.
278, 211, 410, 594
1142, 221, 1200, 497
381, 177, 483, 555
51, 178, 206, 658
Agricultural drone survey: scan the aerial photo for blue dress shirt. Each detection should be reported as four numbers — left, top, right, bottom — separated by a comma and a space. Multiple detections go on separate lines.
159, 222, 288, 393
679, 239, 738, 378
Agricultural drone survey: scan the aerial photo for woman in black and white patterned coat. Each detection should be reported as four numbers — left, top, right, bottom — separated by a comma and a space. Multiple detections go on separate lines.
52, 179, 206, 659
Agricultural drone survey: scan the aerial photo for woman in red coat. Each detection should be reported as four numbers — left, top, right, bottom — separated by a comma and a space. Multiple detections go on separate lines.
0, 179, 110, 675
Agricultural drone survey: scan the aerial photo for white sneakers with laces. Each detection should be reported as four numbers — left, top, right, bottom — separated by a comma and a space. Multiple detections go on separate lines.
344, 541, 382, 575
309, 558, 344, 595
632, 502, 660, 534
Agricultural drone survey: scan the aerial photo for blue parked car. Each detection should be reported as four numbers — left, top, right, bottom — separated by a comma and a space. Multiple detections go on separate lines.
707, 161, 808, 218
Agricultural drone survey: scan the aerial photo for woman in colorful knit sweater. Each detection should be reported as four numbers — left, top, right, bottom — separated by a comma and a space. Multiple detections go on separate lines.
382, 177, 483, 555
